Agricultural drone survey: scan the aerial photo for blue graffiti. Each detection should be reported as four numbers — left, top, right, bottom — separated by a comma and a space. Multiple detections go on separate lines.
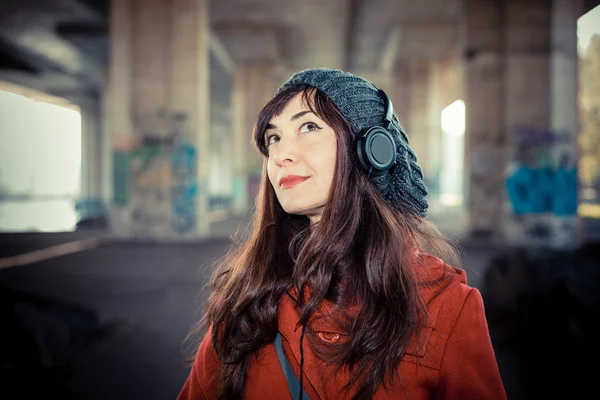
171, 140, 197, 233
512, 125, 571, 144
505, 166, 577, 216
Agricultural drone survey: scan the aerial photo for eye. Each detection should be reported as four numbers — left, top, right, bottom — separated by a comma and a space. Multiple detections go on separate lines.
300, 122, 321, 133
265, 133, 279, 147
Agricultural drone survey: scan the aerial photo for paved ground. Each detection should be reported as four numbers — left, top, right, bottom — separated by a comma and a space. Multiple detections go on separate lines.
1, 238, 225, 399
0, 211, 543, 399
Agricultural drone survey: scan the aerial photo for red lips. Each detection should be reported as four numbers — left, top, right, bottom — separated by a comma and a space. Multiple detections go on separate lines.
279, 175, 310, 189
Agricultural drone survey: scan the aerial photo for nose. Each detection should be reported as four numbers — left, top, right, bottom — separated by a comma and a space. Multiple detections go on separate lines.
271, 135, 299, 166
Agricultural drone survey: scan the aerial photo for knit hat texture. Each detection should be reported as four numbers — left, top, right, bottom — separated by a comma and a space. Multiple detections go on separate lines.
278, 68, 428, 217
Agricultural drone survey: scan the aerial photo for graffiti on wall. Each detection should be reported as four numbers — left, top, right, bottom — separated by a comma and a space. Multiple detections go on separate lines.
505, 163, 578, 216
113, 150, 131, 206
112, 110, 199, 235
171, 137, 197, 234
130, 135, 171, 235
112, 135, 142, 207
506, 125, 577, 216
505, 125, 577, 245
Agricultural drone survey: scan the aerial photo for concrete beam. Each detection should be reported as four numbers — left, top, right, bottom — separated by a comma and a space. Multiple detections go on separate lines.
397, 20, 460, 60
55, 22, 107, 36
0, 1, 103, 86
56, 21, 235, 76
0, 70, 93, 98
213, 22, 288, 65
0, 78, 79, 109
584, 0, 600, 14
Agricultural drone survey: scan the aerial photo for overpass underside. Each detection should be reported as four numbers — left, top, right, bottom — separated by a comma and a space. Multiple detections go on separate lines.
0, 0, 598, 249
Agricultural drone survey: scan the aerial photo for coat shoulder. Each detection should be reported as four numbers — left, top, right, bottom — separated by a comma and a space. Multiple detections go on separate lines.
418, 252, 478, 332
404, 253, 482, 365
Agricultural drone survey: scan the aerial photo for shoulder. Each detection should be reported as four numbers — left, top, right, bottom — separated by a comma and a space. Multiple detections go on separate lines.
415, 251, 474, 311
178, 326, 220, 400
404, 252, 484, 362
413, 255, 507, 398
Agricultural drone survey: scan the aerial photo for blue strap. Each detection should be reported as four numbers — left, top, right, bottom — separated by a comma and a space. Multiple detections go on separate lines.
274, 332, 312, 400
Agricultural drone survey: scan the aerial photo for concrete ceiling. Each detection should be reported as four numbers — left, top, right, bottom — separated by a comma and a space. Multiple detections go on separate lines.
212, 0, 349, 69
351, 0, 463, 71
1, 0, 595, 103
212, 0, 464, 71
0, 0, 106, 99
0, 0, 104, 83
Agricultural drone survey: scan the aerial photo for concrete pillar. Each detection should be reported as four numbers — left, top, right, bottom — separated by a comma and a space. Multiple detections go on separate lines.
389, 62, 411, 132
232, 64, 278, 212
464, 0, 579, 248
403, 61, 448, 212
464, 0, 506, 241
208, 36, 234, 215
232, 67, 249, 213
438, 57, 466, 210
406, 61, 433, 192
107, 0, 132, 236
100, 68, 112, 213
79, 97, 102, 202
107, 0, 211, 239
578, 20, 600, 241
426, 62, 445, 205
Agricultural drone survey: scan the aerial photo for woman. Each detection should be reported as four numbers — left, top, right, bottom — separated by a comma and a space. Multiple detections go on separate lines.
179, 68, 506, 399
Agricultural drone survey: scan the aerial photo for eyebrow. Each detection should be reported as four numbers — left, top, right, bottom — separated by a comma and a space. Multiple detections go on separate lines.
266, 110, 314, 130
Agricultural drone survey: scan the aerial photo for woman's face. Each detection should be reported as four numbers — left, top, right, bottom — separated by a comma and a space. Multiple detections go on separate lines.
265, 92, 337, 225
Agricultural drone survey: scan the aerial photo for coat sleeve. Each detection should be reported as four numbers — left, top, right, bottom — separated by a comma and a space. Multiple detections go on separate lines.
435, 288, 507, 400
177, 327, 221, 400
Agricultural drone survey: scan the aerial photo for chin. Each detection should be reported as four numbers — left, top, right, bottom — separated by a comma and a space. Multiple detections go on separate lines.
278, 200, 306, 215
280, 201, 323, 220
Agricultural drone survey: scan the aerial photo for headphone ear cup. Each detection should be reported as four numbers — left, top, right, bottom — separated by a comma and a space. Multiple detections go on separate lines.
356, 127, 397, 175
356, 131, 370, 173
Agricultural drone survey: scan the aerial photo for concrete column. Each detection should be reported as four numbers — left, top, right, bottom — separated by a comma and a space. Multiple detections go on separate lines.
578, 17, 600, 241
232, 66, 249, 213
107, 0, 211, 239
464, 0, 506, 241
389, 62, 411, 131
439, 57, 465, 109
208, 37, 234, 215
406, 61, 432, 190
245, 64, 278, 172
465, 0, 579, 248
438, 57, 466, 210
232, 63, 278, 212
100, 68, 112, 213
107, 0, 132, 236
79, 97, 102, 201
426, 62, 444, 205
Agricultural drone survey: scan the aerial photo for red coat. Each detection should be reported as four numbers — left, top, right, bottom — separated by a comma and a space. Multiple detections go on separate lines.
178, 254, 507, 399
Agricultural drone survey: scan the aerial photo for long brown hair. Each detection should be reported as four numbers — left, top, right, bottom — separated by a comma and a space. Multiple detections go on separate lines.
189, 85, 459, 399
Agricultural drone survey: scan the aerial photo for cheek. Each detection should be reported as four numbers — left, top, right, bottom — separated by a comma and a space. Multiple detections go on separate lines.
323, 142, 337, 181
325, 157, 336, 185
267, 158, 276, 186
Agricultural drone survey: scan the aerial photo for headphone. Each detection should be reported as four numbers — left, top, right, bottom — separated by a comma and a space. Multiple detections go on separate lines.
355, 89, 397, 176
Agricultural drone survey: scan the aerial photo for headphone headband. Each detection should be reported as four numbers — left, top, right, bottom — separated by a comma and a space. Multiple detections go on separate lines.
378, 89, 393, 131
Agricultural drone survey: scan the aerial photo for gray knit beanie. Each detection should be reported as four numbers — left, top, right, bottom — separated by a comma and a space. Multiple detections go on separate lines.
277, 68, 428, 218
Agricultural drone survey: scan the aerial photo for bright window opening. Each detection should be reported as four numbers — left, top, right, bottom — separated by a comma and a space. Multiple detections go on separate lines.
0, 82, 81, 232
440, 100, 465, 207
